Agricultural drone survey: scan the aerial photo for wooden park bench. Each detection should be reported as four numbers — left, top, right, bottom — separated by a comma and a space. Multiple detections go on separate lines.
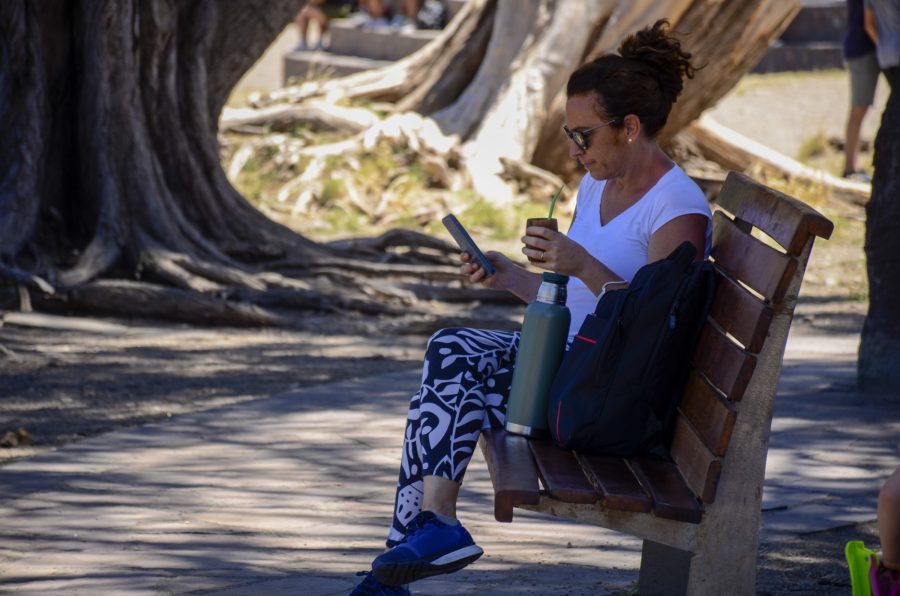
478, 171, 834, 595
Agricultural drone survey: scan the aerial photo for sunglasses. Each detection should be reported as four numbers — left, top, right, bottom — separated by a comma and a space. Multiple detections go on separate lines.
562, 119, 620, 151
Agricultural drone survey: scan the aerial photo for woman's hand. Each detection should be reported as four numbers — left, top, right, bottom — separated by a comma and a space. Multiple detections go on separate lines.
460, 251, 517, 290
522, 226, 590, 278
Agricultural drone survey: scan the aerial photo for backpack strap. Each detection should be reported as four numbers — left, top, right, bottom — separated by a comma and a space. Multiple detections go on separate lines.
670, 240, 698, 268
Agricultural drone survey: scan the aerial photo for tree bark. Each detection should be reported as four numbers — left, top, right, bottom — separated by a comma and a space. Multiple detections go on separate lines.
0, 0, 319, 279
858, 67, 900, 397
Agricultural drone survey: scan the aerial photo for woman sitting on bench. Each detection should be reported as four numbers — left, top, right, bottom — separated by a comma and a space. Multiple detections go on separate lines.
351, 19, 712, 596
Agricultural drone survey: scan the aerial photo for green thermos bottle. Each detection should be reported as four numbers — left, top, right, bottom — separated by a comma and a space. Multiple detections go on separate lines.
505, 272, 570, 438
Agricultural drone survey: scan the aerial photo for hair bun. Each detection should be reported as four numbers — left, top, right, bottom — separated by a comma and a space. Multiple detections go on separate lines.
618, 19, 695, 105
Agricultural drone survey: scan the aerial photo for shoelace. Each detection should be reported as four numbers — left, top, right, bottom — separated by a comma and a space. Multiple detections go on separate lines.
401, 511, 437, 540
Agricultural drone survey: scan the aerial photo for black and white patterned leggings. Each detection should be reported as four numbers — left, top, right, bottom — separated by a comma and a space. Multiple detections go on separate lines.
387, 327, 520, 546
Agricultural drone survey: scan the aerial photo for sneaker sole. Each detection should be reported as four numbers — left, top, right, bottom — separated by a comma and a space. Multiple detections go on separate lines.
373, 545, 484, 586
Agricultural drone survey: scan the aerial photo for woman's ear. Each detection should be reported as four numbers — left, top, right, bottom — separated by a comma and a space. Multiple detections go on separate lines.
622, 114, 641, 142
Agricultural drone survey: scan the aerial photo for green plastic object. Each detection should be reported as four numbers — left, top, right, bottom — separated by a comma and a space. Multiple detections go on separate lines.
547, 184, 564, 219
846, 540, 877, 596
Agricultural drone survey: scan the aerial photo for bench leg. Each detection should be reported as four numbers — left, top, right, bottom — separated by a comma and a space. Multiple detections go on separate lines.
638, 540, 691, 596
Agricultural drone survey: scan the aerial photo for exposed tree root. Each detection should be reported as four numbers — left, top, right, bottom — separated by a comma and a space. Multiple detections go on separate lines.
219, 102, 380, 134
324, 228, 458, 259
54, 280, 291, 327
685, 116, 871, 210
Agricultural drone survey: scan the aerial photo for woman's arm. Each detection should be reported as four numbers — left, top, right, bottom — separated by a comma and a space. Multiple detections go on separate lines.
460, 251, 542, 303
522, 213, 709, 296
521, 228, 625, 295
646, 214, 709, 263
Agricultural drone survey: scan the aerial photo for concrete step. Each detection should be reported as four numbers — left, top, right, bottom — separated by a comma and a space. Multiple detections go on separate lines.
328, 19, 439, 61
283, 50, 392, 84
752, 41, 844, 73
282, 0, 468, 84
752, 0, 846, 72
780, 0, 845, 44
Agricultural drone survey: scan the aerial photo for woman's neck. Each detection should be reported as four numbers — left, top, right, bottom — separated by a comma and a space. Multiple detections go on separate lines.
608, 142, 673, 197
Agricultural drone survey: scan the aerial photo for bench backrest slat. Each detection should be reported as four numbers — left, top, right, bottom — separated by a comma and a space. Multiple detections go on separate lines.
707, 271, 773, 353
715, 172, 835, 256
677, 370, 737, 456
711, 211, 798, 304
669, 415, 723, 504
691, 323, 757, 402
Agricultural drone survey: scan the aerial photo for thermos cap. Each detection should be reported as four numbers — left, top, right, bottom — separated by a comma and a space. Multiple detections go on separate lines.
541, 272, 569, 285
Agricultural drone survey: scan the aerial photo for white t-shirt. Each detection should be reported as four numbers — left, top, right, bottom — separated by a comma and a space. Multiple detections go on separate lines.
564, 165, 712, 339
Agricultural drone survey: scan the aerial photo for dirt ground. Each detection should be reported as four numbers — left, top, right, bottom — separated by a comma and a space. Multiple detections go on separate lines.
0, 70, 882, 593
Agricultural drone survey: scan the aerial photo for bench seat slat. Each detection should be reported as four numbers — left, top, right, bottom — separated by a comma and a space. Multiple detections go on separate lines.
692, 323, 756, 401
711, 211, 798, 305
708, 270, 773, 354
578, 454, 652, 513
669, 416, 723, 504
530, 440, 597, 504
478, 429, 541, 522
629, 457, 703, 523
678, 370, 737, 456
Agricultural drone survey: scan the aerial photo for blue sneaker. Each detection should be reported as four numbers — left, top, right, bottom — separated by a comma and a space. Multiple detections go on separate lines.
372, 511, 484, 586
349, 570, 410, 595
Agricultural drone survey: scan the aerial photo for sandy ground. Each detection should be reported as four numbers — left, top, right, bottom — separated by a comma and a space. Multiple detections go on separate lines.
706, 70, 889, 160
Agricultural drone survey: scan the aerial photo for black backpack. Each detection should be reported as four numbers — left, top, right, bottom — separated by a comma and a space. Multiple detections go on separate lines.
547, 241, 717, 458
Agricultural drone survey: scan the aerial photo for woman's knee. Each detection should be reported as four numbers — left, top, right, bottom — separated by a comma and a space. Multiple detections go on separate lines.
425, 327, 466, 354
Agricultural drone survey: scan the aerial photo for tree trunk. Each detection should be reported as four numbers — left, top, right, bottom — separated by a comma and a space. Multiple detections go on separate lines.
1, 0, 319, 280
1, 0, 493, 328
858, 67, 900, 397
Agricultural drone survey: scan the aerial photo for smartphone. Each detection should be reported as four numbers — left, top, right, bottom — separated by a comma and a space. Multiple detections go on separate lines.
442, 214, 496, 278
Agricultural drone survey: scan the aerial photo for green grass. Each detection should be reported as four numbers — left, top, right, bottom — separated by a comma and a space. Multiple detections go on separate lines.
460, 197, 515, 240
320, 177, 344, 204
731, 69, 845, 96
796, 131, 829, 162
231, 145, 280, 203
222, 120, 572, 243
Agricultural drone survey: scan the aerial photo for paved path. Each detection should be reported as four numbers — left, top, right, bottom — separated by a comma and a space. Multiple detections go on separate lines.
1, 328, 898, 595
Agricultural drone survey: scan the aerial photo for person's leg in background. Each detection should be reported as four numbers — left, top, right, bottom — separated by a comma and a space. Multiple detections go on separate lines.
364, 0, 390, 20
399, 0, 422, 22
844, 52, 880, 179
294, 0, 328, 51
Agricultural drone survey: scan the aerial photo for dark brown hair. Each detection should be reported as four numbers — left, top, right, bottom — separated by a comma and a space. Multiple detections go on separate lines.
566, 19, 696, 138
